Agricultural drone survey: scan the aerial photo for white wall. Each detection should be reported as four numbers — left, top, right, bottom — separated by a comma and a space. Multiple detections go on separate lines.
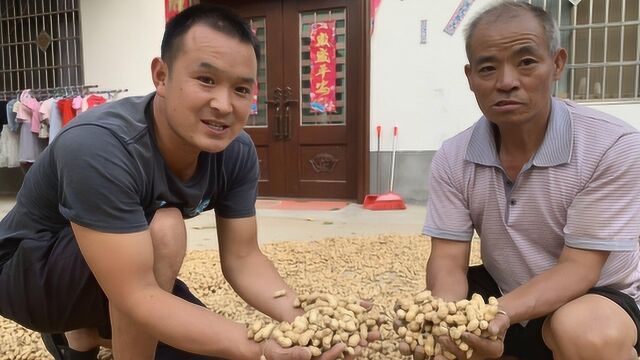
370, 0, 640, 151
80, 0, 164, 97
370, 0, 484, 151
587, 103, 640, 129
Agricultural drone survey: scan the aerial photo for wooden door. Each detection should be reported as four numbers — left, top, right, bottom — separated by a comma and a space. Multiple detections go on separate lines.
201, 0, 368, 200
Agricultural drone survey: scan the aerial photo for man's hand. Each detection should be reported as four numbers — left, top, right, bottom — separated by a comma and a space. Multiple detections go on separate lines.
261, 341, 313, 360
434, 312, 509, 360
262, 342, 357, 360
396, 312, 509, 360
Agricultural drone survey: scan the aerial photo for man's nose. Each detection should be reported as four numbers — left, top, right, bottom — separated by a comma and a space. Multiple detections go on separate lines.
496, 66, 520, 92
209, 88, 232, 114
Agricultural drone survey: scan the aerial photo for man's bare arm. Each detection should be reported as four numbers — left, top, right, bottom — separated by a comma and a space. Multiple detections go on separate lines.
71, 222, 262, 359
216, 215, 302, 322
426, 237, 471, 301
499, 246, 609, 323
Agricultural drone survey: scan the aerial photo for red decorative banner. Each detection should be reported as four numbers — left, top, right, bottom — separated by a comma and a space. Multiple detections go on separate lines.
309, 21, 337, 113
165, 0, 194, 22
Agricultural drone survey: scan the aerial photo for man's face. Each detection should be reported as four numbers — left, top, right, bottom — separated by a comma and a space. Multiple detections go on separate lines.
156, 24, 257, 154
464, 11, 566, 128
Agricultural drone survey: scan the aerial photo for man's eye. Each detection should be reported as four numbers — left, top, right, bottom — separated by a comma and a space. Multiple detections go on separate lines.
520, 58, 537, 66
478, 66, 495, 73
197, 76, 215, 85
236, 87, 251, 95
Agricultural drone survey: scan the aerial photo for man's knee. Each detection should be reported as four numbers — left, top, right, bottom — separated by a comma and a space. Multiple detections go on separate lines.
149, 208, 187, 277
543, 295, 635, 359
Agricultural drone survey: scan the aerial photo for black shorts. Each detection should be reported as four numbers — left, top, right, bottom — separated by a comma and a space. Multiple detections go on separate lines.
0, 226, 223, 360
467, 265, 640, 360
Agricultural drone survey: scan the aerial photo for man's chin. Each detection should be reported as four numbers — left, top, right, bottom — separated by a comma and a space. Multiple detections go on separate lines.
200, 141, 231, 154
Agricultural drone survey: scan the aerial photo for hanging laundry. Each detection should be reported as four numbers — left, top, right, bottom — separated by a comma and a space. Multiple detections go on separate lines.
18, 90, 42, 134
72, 95, 83, 116
39, 98, 56, 140
1, 86, 126, 169
0, 124, 20, 168
57, 98, 75, 126
6, 99, 19, 133
0, 100, 7, 134
86, 94, 107, 109
18, 114, 46, 163
48, 99, 62, 144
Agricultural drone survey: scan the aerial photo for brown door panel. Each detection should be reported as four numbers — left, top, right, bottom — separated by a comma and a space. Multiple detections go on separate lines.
281, 0, 361, 198
298, 128, 347, 144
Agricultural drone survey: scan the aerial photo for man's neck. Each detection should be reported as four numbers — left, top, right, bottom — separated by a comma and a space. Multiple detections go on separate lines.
494, 110, 551, 180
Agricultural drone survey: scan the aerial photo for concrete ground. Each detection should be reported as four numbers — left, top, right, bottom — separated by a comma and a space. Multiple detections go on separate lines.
0, 196, 427, 250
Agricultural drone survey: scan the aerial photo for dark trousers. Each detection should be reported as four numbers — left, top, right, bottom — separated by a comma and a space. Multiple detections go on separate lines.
467, 265, 640, 360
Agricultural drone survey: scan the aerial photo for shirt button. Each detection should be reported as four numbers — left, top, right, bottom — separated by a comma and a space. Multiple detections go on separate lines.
510, 199, 517, 206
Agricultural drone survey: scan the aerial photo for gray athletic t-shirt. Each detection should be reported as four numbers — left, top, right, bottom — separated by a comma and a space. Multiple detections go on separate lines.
0, 93, 259, 265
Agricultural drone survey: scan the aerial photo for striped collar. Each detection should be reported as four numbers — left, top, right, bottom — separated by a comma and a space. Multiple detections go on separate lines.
464, 98, 573, 168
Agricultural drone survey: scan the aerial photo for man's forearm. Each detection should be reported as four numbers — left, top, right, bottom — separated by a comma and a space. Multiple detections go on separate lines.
122, 285, 262, 359
498, 260, 600, 324
426, 257, 469, 301
222, 252, 302, 322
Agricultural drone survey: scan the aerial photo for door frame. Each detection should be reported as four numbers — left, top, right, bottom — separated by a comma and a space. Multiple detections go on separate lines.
194, 0, 370, 202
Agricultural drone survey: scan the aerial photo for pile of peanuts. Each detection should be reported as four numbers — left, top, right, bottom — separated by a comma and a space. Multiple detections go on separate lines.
393, 290, 499, 359
248, 292, 386, 359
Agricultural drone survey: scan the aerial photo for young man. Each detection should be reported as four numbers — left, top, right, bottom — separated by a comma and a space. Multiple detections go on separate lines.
0, 5, 350, 360
422, 2, 640, 360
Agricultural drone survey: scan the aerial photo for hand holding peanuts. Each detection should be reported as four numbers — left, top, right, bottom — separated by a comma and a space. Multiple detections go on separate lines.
393, 291, 505, 360
434, 311, 509, 360
249, 293, 384, 359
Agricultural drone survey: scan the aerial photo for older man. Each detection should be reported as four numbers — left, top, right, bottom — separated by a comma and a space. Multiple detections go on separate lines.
423, 2, 640, 360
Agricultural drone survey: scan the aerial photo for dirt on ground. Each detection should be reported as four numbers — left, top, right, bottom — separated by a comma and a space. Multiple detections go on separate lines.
0, 234, 481, 360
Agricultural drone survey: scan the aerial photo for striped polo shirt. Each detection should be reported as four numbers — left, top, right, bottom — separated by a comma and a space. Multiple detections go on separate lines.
424, 97, 640, 304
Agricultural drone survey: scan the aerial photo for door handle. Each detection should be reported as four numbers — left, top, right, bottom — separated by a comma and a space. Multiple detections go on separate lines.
283, 86, 298, 105
266, 87, 283, 139
282, 87, 297, 140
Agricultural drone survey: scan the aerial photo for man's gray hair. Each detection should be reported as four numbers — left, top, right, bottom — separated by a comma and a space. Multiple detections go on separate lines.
464, 1, 560, 60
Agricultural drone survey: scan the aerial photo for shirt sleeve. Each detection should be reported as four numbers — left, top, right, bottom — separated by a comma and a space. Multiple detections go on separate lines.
565, 132, 640, 251
213, 133, 259, 219
423, 145, 474, 241
54, 124, 148, 233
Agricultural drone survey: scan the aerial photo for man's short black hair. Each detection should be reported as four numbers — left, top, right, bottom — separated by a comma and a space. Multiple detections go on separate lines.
161, 4, 260, 68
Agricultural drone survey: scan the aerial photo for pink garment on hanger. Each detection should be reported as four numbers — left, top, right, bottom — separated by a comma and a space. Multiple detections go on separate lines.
72, 96, 83, 115
18, 90, 42, 134
40, 98, 54, 121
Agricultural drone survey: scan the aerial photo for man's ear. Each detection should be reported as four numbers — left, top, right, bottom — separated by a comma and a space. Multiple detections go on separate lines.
464, 64, 474, 91
151, 57, 168, 97
553, 48, 568, 81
